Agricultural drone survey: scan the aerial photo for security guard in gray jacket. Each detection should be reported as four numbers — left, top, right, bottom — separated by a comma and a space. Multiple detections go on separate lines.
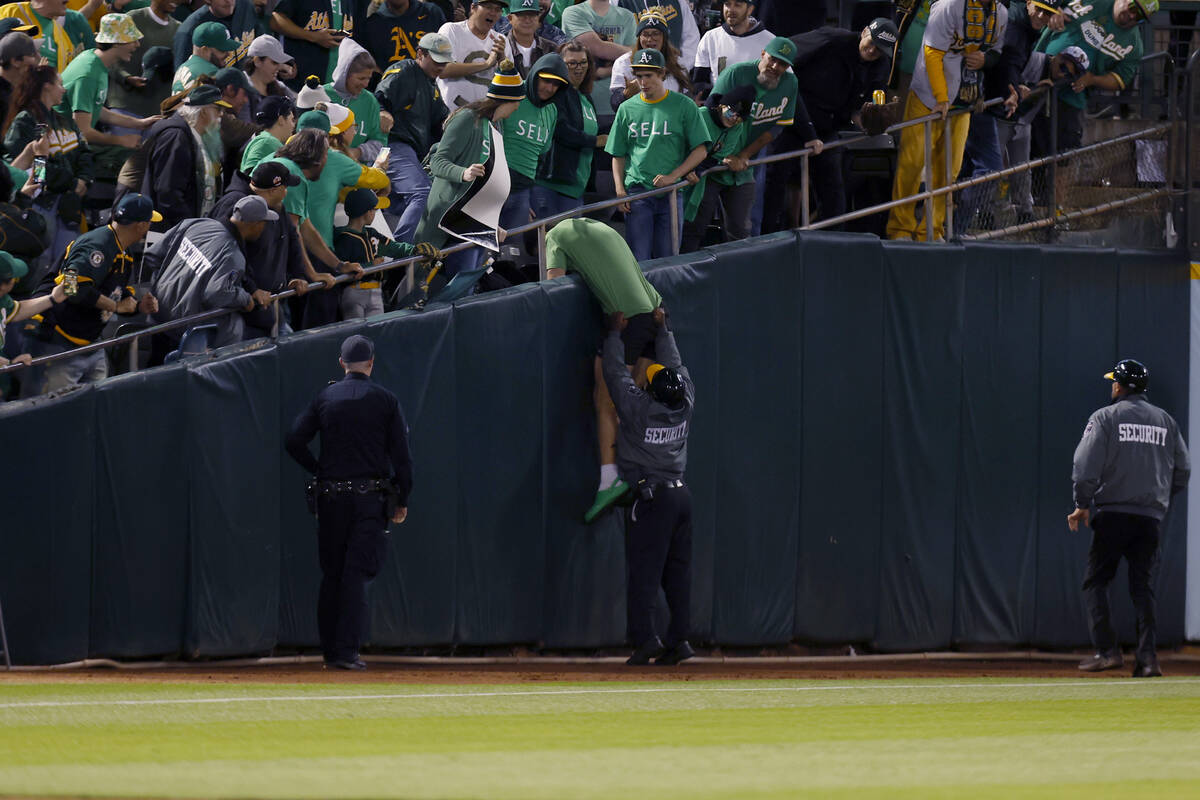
1069, 359, 1190, 677
602, 308, 696, 667
285, 334, 413, 671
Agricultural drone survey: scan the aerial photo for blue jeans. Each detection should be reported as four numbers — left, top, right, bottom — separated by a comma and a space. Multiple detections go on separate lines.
442, 245, 483, 278
385, 142, 432, 245
625, 189, 681, 262
956, 114, 1002, 235
531, 185, 583, 220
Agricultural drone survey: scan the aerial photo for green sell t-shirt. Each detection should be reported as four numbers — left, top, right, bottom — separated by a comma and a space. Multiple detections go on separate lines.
1039, 0, 1143, 110
502, 97, 557, 182
605, 89, 710, 191
307, 148, 364, 245
241, 131, 286, 173
537, 93, 598, 199
546, 217, 662, 315
58, 49, 110, 123
172, 55, 219, 94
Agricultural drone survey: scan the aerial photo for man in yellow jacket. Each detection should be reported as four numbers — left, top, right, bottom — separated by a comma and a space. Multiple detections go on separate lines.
886, 0, 1006, 241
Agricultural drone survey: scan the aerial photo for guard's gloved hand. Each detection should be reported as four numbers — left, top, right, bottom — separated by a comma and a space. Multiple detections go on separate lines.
414, 241, 442, 260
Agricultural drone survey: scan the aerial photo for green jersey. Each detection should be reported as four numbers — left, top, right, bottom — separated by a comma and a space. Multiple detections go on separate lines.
1039, 0, 1143, 110
0, 4, 94, 72
605, 89, 710, 191
264, 156, 312, 222
172, 55, 219, 94
546, 217, 662, 315
0, 293, 17, 352
712, 60, 798, 141
308, 149, 363, 245
240, 131, 286, 174
502, 97, 557, 182
58, 50, 110, 123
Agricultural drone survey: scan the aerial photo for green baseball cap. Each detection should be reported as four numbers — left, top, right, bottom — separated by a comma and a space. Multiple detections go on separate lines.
193, 20, 239, 51
1132, 0, 1158, 18
630, 47, 666, 71
0, 251, 27, 281
297, 109, 331, 132
764, 35, 796, 66
507, 0, 538, 13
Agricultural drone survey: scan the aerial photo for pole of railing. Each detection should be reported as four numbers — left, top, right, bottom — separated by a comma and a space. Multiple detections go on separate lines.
944, 113, 954, 238
923, 118, 934, 242
800, 152, 811, 229
669, 186, 680, 255
129, 336, 140, 374
537, 223, 548, 281
1048, 86, 1058, 242
1187, 50, 1198, 253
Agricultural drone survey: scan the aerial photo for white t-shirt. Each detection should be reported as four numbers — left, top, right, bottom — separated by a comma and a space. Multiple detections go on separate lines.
609, 50, 682, 107
693, 23, 774, 78
435, 20, 513, 111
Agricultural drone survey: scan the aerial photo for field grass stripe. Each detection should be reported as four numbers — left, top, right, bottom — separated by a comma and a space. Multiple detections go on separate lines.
1, 678, 1198, 709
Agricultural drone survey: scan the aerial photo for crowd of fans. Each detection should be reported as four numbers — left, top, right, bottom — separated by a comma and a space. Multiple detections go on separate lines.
0, 0, 1184, 399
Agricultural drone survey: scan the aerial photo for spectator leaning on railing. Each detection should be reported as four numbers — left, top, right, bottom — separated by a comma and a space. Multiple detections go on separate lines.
761, 18, 893, 232
0, 252, 68, 400
375, 31, 452, 243
690, 0, 774, 101
1033, 0, 1150, 155
23, 193, 160, 395
605, 47, 710, 262
209, 159, 313, 339
710, 35, 805, 237
679, 83, 753, 253
146, 194, 275, 360
886, 0, 1007, 241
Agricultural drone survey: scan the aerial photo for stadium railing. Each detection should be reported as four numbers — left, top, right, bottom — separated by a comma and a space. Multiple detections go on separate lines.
2, 50, 1194, 381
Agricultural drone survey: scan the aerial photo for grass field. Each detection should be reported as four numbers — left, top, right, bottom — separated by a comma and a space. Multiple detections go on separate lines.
2, 676, 1199, 799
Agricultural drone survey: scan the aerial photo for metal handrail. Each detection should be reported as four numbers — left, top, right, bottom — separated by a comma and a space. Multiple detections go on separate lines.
0, 67, 1177, 378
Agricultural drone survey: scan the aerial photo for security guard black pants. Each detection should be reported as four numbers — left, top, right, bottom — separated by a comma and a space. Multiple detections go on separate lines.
1082, 511, 1160, 666
316, 493, 389, 663
626, 486, 693, 649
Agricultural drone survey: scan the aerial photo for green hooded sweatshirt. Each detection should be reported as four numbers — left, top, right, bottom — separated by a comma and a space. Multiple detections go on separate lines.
501, 53, 566, 189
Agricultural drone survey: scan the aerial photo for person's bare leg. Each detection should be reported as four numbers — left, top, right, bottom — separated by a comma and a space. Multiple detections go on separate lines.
594, 355, 619, 489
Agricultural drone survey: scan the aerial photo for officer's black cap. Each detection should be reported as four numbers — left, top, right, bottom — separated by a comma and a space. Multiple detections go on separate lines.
341, 334, 374, 363
1105, 359, 1149, 392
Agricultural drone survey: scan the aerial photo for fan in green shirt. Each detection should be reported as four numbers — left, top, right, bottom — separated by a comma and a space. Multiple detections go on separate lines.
0, 2, 95, 72
1038, 0, 1147, 110
604, 50, 710, 195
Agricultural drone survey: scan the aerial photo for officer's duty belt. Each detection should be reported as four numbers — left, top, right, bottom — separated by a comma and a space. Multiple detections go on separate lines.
316, 479, 389, 495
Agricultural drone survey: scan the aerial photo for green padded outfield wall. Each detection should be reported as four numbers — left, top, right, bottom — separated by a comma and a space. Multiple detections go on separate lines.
0, 232, 1189, 663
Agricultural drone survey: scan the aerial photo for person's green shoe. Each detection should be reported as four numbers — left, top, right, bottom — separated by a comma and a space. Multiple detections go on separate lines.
584, 480, 628, 523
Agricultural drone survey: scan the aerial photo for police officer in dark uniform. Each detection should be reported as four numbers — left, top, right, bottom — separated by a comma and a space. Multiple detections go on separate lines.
285, 334, 414, 670
602, 307, 696, 667
1069, 359, 1190, 677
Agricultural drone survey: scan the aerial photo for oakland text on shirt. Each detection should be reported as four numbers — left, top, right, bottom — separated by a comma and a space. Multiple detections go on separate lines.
644, 419, 688, 445
750, 96, 790, 126
1080, 21, 1135, 59
1064, 0, 1094, 18
1118, 423, 1169, 446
